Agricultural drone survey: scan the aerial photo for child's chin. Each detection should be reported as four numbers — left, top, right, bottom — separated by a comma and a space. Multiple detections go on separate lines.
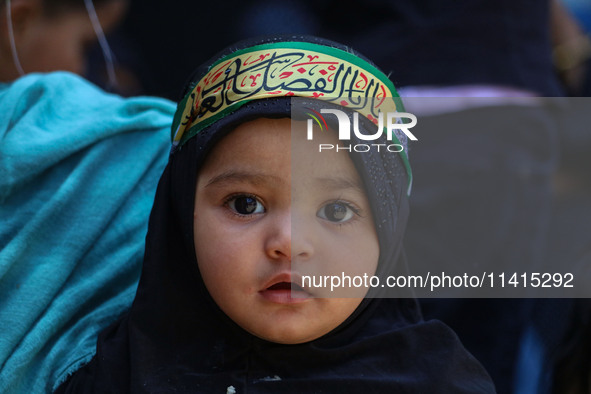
251, 327, 328, 345
261, 334, 320, 345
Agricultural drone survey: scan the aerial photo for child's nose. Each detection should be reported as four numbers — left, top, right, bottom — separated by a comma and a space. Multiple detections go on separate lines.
264, 210, 314, 262
290, 211, 314, 262
264, 210, 291, 261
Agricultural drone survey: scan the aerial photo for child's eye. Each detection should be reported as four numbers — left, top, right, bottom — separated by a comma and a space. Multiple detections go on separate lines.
226, 195, 265, 215
317, 201, 358, 223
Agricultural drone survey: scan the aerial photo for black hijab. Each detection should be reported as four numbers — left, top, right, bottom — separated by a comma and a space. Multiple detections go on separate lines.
57, 36, 496, 393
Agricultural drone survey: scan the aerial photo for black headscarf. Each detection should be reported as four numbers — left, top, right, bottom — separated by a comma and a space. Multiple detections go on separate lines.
56, 36, 496, 393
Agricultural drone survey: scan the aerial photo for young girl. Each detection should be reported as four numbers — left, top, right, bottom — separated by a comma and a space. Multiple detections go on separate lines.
56, 36, 496, 393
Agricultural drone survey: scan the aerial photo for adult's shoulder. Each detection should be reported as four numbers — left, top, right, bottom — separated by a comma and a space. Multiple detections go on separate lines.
0, 71, 176, 201
0, 71, 175, 394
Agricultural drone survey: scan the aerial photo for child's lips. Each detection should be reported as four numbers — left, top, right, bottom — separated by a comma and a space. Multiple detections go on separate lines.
259, 272, 312, 304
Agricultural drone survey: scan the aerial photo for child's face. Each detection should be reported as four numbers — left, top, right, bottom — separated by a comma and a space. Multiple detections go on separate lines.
193, 117, 379, 344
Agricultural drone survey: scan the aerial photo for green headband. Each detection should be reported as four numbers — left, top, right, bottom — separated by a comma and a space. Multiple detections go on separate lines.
171, 41, 413, 194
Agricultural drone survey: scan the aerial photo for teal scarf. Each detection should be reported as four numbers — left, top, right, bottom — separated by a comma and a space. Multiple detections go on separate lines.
0, 72, 174, 393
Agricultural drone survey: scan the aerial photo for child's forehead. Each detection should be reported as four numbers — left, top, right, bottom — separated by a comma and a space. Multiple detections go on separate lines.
201, 117, 363, 185
200, 118, 290, 170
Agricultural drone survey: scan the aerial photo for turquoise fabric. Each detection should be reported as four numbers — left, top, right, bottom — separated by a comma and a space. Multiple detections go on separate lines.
0, 72, 175, 393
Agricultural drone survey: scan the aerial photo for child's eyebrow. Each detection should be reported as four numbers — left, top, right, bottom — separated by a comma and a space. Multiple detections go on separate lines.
314, 176, 365, 194
204, 170, 284, 188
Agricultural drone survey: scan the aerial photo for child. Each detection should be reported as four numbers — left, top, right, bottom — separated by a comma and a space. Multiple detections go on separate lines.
56, 36, 496, 393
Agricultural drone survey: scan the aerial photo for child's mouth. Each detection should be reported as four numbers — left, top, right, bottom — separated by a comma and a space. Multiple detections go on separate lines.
260, 276, 311, 304
267, 282, 304, 291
